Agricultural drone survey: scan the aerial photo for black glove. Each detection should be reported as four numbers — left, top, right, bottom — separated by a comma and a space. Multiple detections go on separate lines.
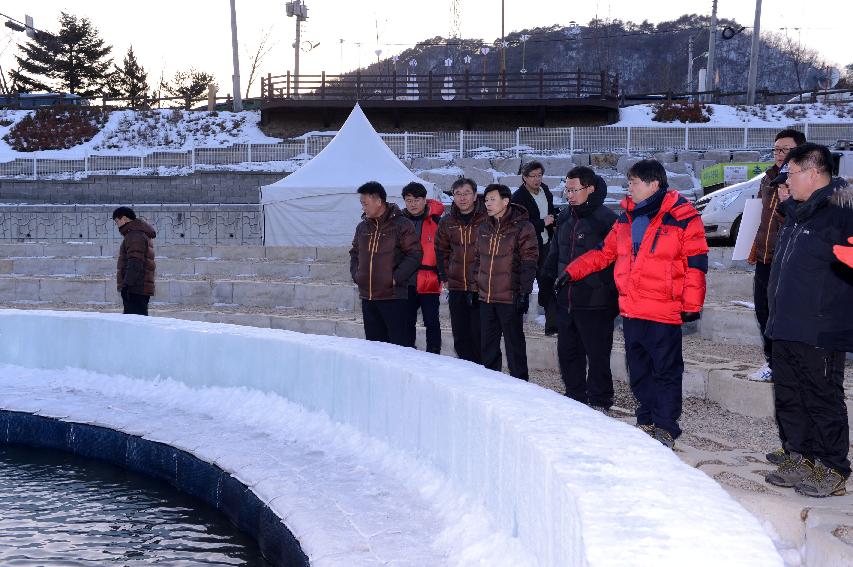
515, 293, 530, 315
554, 271, 572, 291
466, 291, 479, 307
681, 311, 701, 323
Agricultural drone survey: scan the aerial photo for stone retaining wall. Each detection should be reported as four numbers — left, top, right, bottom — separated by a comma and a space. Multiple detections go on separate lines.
0, 204, 263, 245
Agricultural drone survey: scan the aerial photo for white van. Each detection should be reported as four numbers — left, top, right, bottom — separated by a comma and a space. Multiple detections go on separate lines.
695, 175, 763, 243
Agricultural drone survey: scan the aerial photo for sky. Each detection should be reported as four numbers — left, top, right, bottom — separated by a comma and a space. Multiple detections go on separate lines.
0, 0, 850, 99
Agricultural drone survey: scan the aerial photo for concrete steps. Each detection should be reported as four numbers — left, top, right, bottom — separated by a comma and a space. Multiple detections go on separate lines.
0, 256, 351, 281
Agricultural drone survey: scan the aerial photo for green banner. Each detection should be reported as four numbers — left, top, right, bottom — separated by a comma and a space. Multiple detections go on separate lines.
700, 162, 773, 188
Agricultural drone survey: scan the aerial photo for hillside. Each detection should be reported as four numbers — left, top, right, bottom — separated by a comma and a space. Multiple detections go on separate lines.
352, 14, 840, 96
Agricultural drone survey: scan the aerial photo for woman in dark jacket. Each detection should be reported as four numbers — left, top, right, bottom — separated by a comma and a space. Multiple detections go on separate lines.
544, 166, 618, 409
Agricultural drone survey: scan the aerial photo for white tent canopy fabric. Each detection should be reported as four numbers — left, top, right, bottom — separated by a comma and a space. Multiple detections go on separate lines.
260, 104, 435, 246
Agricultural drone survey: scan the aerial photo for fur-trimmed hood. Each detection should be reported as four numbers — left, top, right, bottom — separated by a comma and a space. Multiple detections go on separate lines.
830, 180, 853, 209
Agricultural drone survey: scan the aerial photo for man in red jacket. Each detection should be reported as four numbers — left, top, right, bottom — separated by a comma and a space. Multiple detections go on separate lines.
402, 182, 446, 354
560, 160, 708, 448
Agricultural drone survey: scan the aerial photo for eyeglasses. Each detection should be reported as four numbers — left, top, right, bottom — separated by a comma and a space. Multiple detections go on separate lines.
786, 167, 812, 177
773, 146, 795, 154
565, 186, 590, 195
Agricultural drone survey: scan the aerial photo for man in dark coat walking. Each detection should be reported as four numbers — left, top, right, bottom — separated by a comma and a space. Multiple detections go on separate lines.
545, 167, 618, 410
113, 206, 156, 316
763, 143, 853, 498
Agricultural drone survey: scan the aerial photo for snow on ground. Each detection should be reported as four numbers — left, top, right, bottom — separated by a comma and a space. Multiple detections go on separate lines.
0, 109, 282, 161
0, 310, 784, 567
616, 102, 853, 127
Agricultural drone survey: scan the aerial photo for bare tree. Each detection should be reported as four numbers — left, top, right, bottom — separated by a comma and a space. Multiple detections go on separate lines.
764, 32, 822, 91
244, 27, 276, 98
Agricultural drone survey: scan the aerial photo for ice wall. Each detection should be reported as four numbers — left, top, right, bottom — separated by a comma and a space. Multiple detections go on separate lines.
0, 310, 782, 567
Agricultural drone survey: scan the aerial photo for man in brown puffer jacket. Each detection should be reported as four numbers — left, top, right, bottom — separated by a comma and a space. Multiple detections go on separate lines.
435, 177, 489, 364
113, 206, 156, 316
350, 181, 423, 347
473, 184, 539, 380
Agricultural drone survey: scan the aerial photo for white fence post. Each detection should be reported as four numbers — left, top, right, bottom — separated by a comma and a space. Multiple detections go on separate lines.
32, 158, 37, 179
515, 129, 521, 157
191, 149, 196, 171
141, 153, 146, 170
684, 126, 689, 150
570, 127, 575, 154
247, 143, 253, 163
626, 127, 632, 154
403, 132, 409, 158
804, 122, 810, 140
303, 136, 309, 157
459, 130, 464, 158
743, 127, 749, 149
84, 156, 89, 175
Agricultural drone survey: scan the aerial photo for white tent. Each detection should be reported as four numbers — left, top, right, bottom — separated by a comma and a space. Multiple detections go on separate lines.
260, 104, 435, 246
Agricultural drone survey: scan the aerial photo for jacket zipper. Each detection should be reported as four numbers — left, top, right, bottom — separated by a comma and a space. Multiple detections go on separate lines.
368, 218, 380, 300
460, 225, 467, 290
486, 217, 500, 302
567, 209, 579, 310
761, 191, 778, 264
650, 227, 662, 254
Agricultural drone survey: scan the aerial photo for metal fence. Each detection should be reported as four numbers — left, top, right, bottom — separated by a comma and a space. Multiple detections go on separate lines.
2, 122, 851, 179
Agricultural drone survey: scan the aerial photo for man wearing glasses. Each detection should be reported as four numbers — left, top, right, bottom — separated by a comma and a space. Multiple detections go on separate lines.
545, 167, 618, 411
435, 178, 488, 363
511, 161, 558, 335
747, 129, 806, 384
763, 143, 853, 498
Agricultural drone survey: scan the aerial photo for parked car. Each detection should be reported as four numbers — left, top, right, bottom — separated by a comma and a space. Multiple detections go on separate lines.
696, 174, 763, 243
0, 92, 89, 109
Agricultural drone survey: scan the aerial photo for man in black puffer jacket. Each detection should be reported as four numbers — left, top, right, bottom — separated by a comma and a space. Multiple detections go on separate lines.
763, 143, 853, 499
544, 166, 618, 410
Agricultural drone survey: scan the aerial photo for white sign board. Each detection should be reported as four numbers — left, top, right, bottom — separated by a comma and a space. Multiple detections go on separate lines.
724, 166, 749, 185
732, 198, 763, 261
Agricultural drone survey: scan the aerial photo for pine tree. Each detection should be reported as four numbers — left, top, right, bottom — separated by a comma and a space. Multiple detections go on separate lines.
114, 46, 149, 109
11, 12, 113, 97
162, 69, 217, 110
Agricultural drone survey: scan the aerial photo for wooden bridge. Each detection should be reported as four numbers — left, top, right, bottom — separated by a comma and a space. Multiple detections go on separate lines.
260, 70, 620, 131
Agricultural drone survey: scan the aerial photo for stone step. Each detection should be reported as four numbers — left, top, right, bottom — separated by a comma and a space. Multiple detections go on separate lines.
698, 301, 763, 346
705, 270, 754, 299
0, 256, 351, 281
0, 275, 361, 312
0, 243, 351, 263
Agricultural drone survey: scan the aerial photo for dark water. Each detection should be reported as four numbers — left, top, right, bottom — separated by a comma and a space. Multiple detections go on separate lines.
0, 444, 271, 566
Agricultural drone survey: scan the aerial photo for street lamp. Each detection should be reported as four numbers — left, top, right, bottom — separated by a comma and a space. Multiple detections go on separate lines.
286, 0, 309, 96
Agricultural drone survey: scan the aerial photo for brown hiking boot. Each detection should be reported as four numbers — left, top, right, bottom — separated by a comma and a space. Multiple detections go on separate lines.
795, 460, 847, 498
765, 452, 814, 488
765, 447, 788, 465
653, 429, 675, 449
637, 423, 655, 437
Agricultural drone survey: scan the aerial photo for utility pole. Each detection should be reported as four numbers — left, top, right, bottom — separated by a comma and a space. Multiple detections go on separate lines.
229, 0, 243, 111
500, 0, 505, 74
746, 0, 763, 105
687, 36, 694, 96
706, 0, 718, 99
286, 1, 309, 96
